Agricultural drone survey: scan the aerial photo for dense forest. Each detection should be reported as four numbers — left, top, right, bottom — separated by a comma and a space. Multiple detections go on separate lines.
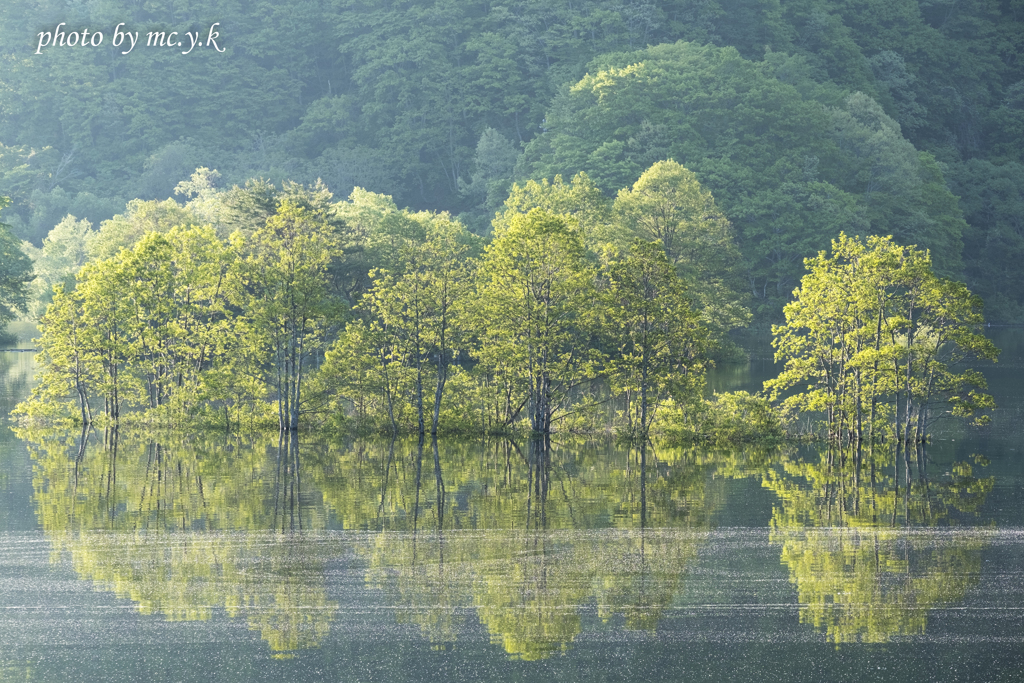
1, 0, 1023, 318
0, 0, 1014, 438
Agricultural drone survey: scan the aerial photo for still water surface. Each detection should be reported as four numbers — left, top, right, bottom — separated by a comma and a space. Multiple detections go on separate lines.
1, 333, 1023, 682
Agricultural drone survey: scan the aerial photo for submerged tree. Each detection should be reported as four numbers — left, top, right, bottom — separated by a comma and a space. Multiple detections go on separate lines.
18, 225, 241, 425
604, 240, 710, 438
359, 216, 476, 435
767, 234, 998, 447
476, 208, 601, 434
241, 199, 345, 431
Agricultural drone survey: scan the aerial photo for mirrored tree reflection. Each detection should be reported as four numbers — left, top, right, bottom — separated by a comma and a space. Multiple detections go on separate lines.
357, 437, 714, 658
0, 658, 33, 681
19, 424, 996, 656
22, 427, 725, 660
0, 352, 32, 500
19, 426, 336, 657
729, 443, 995, 643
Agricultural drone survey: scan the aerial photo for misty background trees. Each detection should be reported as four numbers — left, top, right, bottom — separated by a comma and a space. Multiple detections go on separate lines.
1, 0, 1023, 321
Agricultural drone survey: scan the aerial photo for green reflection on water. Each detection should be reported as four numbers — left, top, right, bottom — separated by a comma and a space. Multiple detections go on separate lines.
731, 444, 994, 644
24, 428, 336, 656
16, 425, 996, 657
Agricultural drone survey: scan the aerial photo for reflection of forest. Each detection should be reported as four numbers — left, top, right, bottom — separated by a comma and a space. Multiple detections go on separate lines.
726, 445, 994, 644
24, 427, 335, 657
21, 429, 723, 658
355, 439, 710, 658
18, 428, 997, 655
365, 528, 701, 659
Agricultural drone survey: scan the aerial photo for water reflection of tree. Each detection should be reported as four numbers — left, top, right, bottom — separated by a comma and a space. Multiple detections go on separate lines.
727, 443, 994, 644
353, 437, 715, 659
0, 352, 31, 494
19, 426, 336, 657
311, 436, 723, 532
22, 426, 738, 660
0, 351, 31, 417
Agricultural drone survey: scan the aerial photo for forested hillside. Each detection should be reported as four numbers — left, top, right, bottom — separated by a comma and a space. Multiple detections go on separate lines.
1, 0, 1022, 321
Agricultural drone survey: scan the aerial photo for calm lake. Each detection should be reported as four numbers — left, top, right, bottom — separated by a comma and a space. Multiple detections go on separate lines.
1, 332, 1023, 682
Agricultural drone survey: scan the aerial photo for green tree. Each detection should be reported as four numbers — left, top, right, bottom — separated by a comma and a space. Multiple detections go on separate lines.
21, 214, 95, 317
604, 240, 709, 438
766, 234, 998, 452
333, 187, 429, 302
0, 196, 33, 341
89, 198, 200, 262
318, 205, 478, 435
74, 255, 139, 421
476, 208, 601, 434
517, 41, 968, 316
417, 217, 477, 435
17, 224, 241, 426
612, 160, 749, 335
119, 226, 239, 419
950, 159, 1024, 322
458, 128, 521, 232
240, 199, 346, 431
492, 172, 611, 247
16, 284, 97, 424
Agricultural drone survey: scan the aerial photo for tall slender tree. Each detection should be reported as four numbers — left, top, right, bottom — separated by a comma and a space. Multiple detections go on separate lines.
476, 208, 601, 434
241, 200, 345, 431
604, 240, 710, 438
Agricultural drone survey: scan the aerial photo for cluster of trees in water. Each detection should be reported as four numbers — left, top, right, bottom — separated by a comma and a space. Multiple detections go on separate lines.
2, 0, 1024, 322
18, 425, 995, 655
769, 234, 998, 452
12, 161, 759, 437
10, 159, 999, 446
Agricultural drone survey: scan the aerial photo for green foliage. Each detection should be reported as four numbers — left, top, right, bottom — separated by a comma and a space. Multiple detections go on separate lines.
333, 213, 477, 434
89, 198, 201, 261
21, 214, 95, 316
9, 171, 748, 440
517, 42, 971, 316
705, 391, 784, 443
458, 128, 521, 232
0, 0, 1020, 320
476, 208, 602, 433
0, 0, 1020, 323
16, 224, 242, 425
604, 239, 710, 438
493, 172, 611, 247
15, 183, 355, 430
239, 199, 347, 430
766, 233, 999, 446
612, 160, 750, 335
949, 159, 1024, 322
0, 196, 33, 338
655, 390, 783, 444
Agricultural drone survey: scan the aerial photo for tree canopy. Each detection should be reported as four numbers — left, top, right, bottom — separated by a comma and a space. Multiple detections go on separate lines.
0, 195, 32, 340
1, 0, 1021, 321
517, 42, 970, 311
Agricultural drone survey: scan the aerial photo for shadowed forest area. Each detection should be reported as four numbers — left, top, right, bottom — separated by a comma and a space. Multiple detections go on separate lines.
1, 0, 1023, 316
